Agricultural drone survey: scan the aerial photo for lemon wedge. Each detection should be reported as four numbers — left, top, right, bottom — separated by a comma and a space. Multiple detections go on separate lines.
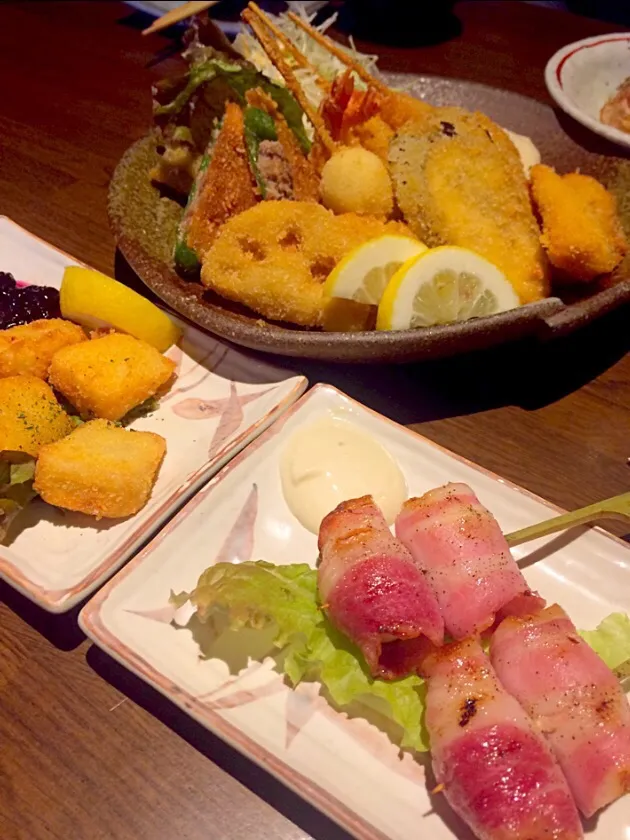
376, 246, 520, 331
60, 266, 181, 352
324, 235, 427, 307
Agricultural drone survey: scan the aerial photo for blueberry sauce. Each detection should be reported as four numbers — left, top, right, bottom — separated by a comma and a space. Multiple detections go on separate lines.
0, 272, 61, 329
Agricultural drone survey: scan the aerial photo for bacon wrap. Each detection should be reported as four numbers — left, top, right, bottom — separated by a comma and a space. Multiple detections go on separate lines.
491, 604, 630, 818
318, 495, 444, 679
395, 483, 544, 639
424, 638, 583, 840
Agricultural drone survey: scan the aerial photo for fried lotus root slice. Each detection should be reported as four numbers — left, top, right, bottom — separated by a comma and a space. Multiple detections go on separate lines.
389, 107, 549, 304
200, 201, 411, 327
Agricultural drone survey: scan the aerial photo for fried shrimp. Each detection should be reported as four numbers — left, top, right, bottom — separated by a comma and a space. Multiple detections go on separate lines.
530, 164, 627, 282
201, 201, 411, 327
389, 107, 549, 303
187, 102, 258, 259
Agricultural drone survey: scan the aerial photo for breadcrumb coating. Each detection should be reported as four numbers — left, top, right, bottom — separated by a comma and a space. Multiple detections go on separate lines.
0, 318, 86, 379
0, 375, 73, 457
34, 419, 166, 518
201, 201, 412, 326
187, 101, 258, 259
389, 107, 549, 304
49, 333, 175, 421
530, 163, 628, 282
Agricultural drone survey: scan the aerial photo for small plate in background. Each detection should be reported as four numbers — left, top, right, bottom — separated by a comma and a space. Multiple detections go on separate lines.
546, 33, 630, 150
0, 217, 307, 612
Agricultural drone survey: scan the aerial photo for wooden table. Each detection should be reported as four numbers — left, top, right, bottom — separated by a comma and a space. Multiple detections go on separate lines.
1, 2, 628, 838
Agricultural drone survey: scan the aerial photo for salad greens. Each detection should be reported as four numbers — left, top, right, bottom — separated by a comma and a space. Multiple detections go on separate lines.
0, 455, 37, 543
175, 560, 630, 753
154, 55, 310, 156
174, 561, 428, 749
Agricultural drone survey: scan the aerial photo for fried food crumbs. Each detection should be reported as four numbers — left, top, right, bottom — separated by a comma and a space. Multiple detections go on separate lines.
187, 102, 258, 259
389, 107, 549, 304
0, 318, 86, 379
49, 333, 175, 422
201, 201, 412, 327
34, 419, 166, 518
530, 163, 628, 282
0, 375, 74, 457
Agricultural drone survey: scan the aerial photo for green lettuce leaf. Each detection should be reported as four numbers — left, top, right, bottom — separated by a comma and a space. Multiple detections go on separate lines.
0, 454, 37, 543
579, 612, 630, 672
179, 561, 630, 754
180, 560, 428, 750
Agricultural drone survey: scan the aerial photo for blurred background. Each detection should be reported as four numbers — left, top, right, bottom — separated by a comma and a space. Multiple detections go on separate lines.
128, 0, 630, 41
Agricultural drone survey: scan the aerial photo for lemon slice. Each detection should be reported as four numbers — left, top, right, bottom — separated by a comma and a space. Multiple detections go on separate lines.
376, 246, 520, 331
324, 235, 427, 306
60, 266, 181, 352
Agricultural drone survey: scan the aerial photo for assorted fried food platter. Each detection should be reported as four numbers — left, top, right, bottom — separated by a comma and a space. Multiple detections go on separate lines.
109, 2, 630, 359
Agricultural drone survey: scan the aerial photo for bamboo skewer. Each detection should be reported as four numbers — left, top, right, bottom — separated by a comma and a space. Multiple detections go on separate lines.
142, 1, 219, 36
242, 6, 337, 155
247, 2, 322, 80
286, 10, 388, 94
505, 491, 630, 548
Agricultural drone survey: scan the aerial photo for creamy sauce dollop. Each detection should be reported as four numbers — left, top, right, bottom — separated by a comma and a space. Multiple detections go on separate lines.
280, 416, 407, 534
503, 128, 541, 175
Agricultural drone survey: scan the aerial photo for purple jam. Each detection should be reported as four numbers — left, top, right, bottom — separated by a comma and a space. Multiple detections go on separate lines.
0, 272, 61, 329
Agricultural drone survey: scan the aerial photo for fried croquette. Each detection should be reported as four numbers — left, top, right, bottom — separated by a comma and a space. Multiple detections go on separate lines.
187, 102, 258, 259
320, 146, 394, 217
389, 107, 549, 304
530, 164, 628, 282
0, 318, 86, 380
34, 419, 166, 518
49, 333, 175, 422
201, 201, 413, 327
0, 376, 74, 457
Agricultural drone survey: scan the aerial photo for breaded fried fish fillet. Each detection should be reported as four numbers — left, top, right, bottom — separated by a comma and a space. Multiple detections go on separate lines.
530, 163, 627, 282
389, 107, 549, 303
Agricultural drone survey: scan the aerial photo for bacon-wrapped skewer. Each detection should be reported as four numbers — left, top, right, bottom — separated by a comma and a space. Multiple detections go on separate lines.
395, 483, 544, 639
424, 638, 583, 840
491, 604, 630, 817
318, 495, 444, 679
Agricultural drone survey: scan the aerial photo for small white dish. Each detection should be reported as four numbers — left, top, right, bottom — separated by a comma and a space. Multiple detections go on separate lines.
545, 33, 630, 150
80, 383, 630, 840
0, 217, 307, 612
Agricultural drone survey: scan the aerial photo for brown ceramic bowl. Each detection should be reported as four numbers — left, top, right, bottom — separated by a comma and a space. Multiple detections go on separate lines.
108, 74, 630, 363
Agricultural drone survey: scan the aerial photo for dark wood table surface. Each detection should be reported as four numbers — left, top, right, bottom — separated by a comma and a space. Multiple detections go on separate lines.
1, 2, 629, 838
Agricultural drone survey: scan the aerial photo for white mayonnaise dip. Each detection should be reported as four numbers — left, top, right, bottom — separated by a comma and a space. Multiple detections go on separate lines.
503, 128, 541, 175
280, 416, 407, 534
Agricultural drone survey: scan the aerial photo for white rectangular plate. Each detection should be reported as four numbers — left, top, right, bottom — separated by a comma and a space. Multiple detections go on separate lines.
80, 383, 630, 839
0, 217, 307, 612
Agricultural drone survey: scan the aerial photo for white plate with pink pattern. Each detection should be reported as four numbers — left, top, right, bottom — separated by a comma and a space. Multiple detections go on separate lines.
80, 383, 630, 840
0, 217, 307, 612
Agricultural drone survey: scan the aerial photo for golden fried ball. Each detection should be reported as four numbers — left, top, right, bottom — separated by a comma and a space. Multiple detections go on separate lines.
320, 146, 394, 218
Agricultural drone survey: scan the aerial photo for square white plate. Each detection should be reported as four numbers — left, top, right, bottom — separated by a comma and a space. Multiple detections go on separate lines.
79, 383, 630, 839
0, 217, 307, 612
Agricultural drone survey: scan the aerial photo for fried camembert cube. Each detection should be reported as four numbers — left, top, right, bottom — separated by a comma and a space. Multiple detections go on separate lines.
48, 333, 175, 421
0, 318, 86, 379
34, 419, 166, 518
0, 375, 74, 457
